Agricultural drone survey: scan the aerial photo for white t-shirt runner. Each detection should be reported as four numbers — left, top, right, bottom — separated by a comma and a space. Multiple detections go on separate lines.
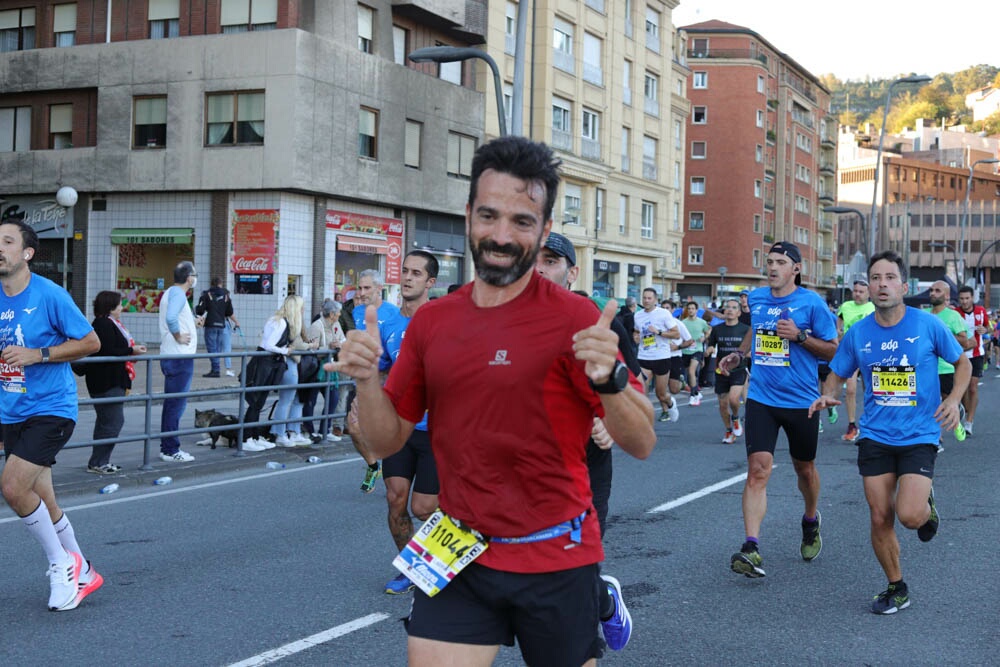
634, 307, 679, 361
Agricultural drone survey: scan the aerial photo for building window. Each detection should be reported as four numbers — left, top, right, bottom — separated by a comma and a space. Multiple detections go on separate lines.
794, 195, 811, 215
689, 212, 704, 230
623, 0, 633, 38
358, 107, 377, 158
642, 135, 657, 181
755, 144, 763, 162
581, 108, 600, 159
53, 4, 76, 47
583, 32, 602, 86
690, 176, 705, 195
622, 59, 632, 105
551, 96, 572, 150
753, 248, 761, 267
692, 106, 706, 124
621, 127, 630, 173
404, 120, 421, 168
503, 82, 513, 134
688, 246, 704, 265
149, 0, 180, 38
206, 91, 264, 145
641, 201, 655, 239
754, 180, 762, 197
692, 71, 707, 89
753, 214, 761, 233
49, 104, 73, 149
795, 163, 812, 184
447, 132, 476, 178
221, 0, 278, 33
438, 45, 462, 84
757, 74, 765, 93
0, 106, 31, 152
796, 132, 812, 152
756, 109, 764, 127
357, 4, 373, 52
645, 6, 660, 53
392, 25, 407, 65
134, 96, 167, 148
619, 194, 628, 235
553, 18, 574, 73
673, 202, 680, 230
563, 184, 582, 225
643, 72, 659, 117
691, 140, 706, 158
673, 119, 682, 149
595, 188, 605, 231
673, 162, 680, 188
690, 37, 707, 56
0, 8, 35, 52
504, 2, 517, 55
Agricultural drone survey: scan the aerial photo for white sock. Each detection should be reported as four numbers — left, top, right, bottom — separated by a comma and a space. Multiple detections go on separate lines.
22, 502, 69, 565
53, 513, 85, 565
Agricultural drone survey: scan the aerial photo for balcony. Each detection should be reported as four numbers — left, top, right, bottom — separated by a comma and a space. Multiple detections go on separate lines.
581, 137, 601, 161
819, 159, 835, 174
643, 96, 659, 118
551, 129, 572, 151
766, 129, 776, 144
818, 218, 833, 232
646, 33, 660, 54
623, 87, 632, 106
504, 33, 515, 55
583, 63, 603, 87
553, 49, 574, 74
818, 191, 834, 203
584, 0, 605, 12
642, 158, 657, 181
818, 248, 833, 260
621, 154, 630, 173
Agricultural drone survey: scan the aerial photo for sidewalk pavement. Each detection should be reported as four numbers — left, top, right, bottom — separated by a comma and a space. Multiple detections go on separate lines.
2, 351, 357, 501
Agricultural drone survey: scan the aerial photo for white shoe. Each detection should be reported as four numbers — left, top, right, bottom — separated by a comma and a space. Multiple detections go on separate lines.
289, 432, 311, 446
195, 437, 213, 446
160, 450, 195, 462
242, 439, 266, 452
48, 551, 82, 611
325, 432, 342, 442
255, 437, 276, 450
667, 400, 680, 422
274, 434, 292, 447
732, 418, 744, 437
225, 370, 236, 377
690, 394, 702, 407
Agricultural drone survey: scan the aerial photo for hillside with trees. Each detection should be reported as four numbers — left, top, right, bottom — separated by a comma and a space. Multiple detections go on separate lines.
819, 65, 1000, 135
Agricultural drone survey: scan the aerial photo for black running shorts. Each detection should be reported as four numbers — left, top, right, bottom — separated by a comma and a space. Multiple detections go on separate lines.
3, 416, 75, 467
638, 357, 670, 377
857, 438, 936, 478
938, 372, 954, 398
714, 369, 747, 395
744, 398, 818, 461
970, 356, 984, 378
381, 428, 439, 495
407, 562, 604, 666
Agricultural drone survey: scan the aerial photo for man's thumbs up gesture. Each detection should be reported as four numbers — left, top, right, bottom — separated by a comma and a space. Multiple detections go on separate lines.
572, 299, 620, 385
325, 305, 382, 383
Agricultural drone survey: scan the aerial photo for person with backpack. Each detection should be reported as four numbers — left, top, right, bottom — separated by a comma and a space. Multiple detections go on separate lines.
195, 276, 240, 378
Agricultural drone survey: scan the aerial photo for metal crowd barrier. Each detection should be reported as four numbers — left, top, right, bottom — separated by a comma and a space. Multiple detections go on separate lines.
69, 349, 353, 470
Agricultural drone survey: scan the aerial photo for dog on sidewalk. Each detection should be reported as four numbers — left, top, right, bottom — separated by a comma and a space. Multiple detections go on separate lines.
194, 409, 240, 449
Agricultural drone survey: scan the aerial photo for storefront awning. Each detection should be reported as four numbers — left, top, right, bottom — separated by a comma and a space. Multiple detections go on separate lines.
337, 235, 388, 254
110, 228, 194, 245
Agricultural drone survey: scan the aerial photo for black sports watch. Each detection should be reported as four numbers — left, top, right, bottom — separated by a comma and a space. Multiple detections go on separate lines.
796, 331, 808, 344
589, 361, 629, 394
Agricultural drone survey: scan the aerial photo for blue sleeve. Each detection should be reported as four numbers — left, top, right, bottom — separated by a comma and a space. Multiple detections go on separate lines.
164, 286, 185, 334
810, 296, 838, 342
47, 283, 93, 342
828, 325, 858, 379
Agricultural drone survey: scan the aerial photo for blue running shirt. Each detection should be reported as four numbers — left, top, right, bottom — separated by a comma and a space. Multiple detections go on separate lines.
746, 287, 838, 409
0, 274, 94, 422
829, 307, 963, 447
354, 301, 401, 372
383, 312, 428, 432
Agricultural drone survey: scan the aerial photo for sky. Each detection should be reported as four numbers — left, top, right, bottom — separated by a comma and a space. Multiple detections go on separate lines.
672, 1, 999, 82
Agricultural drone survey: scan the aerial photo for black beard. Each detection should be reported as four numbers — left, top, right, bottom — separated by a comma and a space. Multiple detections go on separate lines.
470, 237, 540, 287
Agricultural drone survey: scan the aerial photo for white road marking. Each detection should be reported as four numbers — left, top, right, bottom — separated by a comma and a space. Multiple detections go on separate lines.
0, 457, 363, 524
647, 466, 778, 514
225, 613, 390, 666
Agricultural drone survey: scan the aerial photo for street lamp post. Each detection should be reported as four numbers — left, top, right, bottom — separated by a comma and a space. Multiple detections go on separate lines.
959, 157, 1000, 287
55, 185, 78, 288
408, 46, 507, 137
823, 205, 867, 258
869, 74, 932, 255
717, 265, 727, 301
972, 238, 1000, 306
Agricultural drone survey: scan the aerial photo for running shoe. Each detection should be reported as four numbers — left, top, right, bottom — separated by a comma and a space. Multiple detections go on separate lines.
667, 399, 680, 423
963, 420, 973, 437
360, 462, 381, 493
600, 575, 632, 651
827, 406, 839, 424
690, 393, 702, 407
800, 510, 822, 561
954, 422, 966, 442
87, 464, 121, 474
384, 573, 415, 595
871, 582, 910, 615
818, 420, 824, 434
842, 424, 860, 442
917, 487, 939, 543
732, 418, 743, 437
937, 441, 945, 453
658, 410, 670, 422
730, 546, 765, 578
76, 560, 104, 607
160, 450, 195, 462
722, 431, 735, 444
47, 551, 83, 611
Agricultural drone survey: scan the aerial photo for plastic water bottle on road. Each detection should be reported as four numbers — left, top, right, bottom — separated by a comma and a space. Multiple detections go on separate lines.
265, 462, 285, 470
307, 456, 322, 463
99, 484, 120, 494
153, 477, 173, 485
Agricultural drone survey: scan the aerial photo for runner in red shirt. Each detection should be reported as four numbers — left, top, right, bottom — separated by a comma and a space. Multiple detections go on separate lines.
954, 286, 988, 435
330, 136, 655, 666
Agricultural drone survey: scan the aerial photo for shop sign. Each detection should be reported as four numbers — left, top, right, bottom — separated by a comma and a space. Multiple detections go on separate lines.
326, 210, 404, 237
0, 196, 74, 239
628, 263, 646, 276
231, 209, 278, 274
593, 259, 620, 273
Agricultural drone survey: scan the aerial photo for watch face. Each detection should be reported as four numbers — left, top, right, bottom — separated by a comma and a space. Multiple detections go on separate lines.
613, 362, 629, 389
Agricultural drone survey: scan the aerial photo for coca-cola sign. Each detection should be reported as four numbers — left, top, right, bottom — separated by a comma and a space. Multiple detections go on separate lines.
233, 256, 271, 272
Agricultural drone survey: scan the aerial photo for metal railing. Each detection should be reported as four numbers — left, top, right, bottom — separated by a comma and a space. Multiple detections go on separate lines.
68, 348, 353, 470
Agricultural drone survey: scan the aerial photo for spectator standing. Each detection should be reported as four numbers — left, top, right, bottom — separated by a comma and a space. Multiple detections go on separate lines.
196, 276, 239, 378
302, 299, 346, 443
158, 261, 202, 463
262, 295, 317, 447
84, 291, 146, 474
0, 219, 103, 611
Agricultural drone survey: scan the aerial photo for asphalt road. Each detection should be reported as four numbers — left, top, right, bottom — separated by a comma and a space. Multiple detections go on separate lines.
1, 372, 998, 666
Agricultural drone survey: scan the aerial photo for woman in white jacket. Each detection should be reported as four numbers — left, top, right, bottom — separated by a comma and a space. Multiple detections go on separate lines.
259, 295, 317, 447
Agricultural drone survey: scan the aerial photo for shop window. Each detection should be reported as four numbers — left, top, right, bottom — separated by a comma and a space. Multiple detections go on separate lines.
113, 228, 195, 313
221, 0, 277, 33
134, 96, 167, 148
206, 91, 264, 145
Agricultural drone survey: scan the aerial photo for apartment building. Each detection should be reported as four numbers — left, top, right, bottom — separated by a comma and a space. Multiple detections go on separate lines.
482, 0, 689, 300
678, 20, 837, 302
0, 0, 486, 340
